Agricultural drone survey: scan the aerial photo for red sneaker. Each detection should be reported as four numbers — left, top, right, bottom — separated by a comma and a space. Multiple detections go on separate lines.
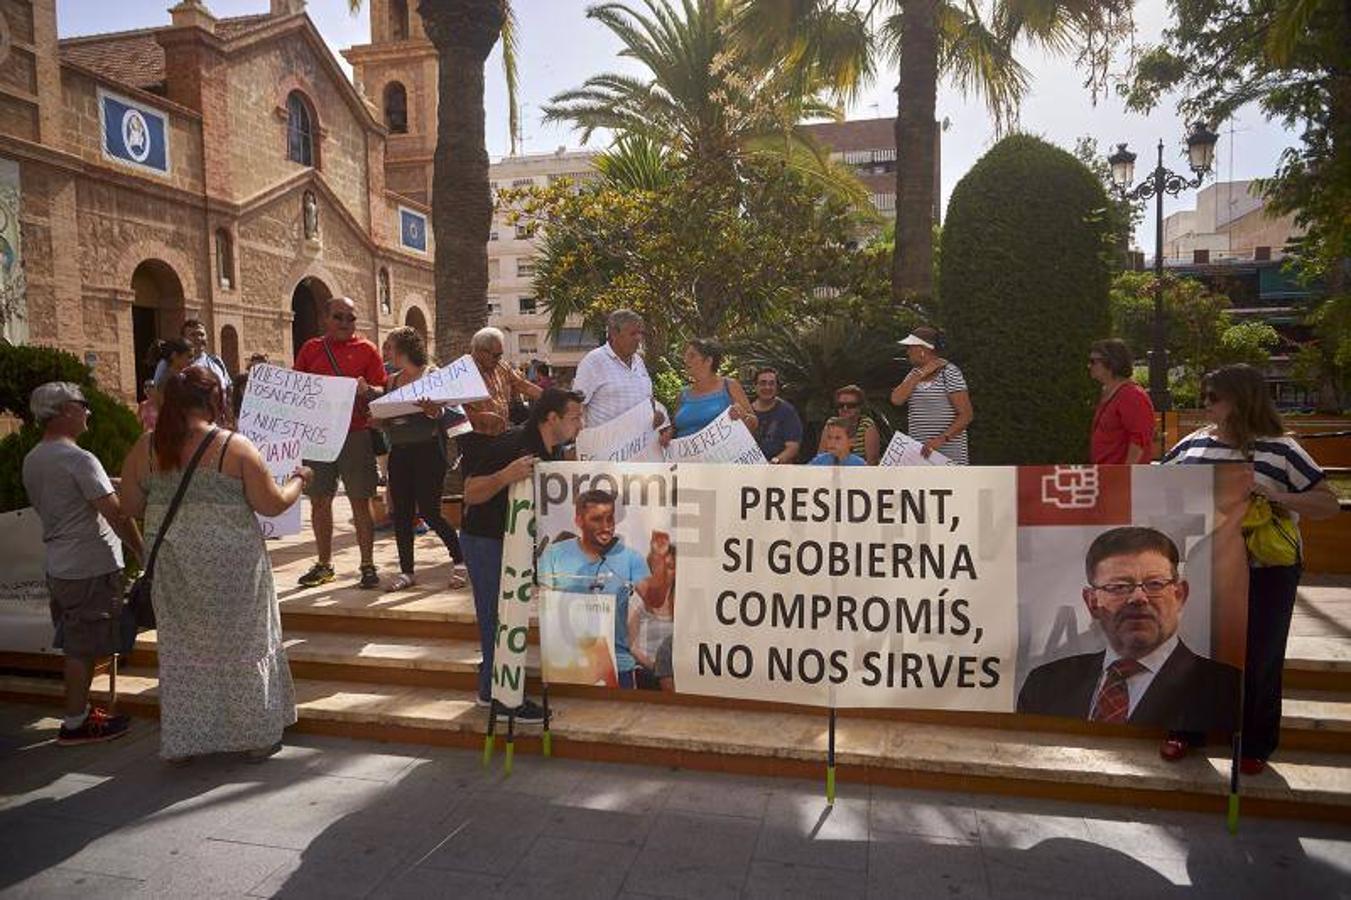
57, 713, 130, 746
1239, 757, 1267, 776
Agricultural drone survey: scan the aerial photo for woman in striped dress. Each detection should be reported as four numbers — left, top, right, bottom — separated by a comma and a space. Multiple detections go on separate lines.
1162, 364, 1339, 772
889, 326, 974, 465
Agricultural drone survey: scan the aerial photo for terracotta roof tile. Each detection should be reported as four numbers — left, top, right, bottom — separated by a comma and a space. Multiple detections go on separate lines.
799, 117, 896, 154
58, 14, 272, 94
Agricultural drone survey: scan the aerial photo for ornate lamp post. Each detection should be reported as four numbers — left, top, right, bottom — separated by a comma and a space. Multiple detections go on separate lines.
1107, 122, 1219, 454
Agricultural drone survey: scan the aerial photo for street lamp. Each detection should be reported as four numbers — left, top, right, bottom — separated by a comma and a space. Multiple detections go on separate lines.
1106, 121, 1219, 455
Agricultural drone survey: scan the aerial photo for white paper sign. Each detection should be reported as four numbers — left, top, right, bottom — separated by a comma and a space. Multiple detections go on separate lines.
576, 400, 663, 463
539, 590, 620, 686
880, 431, 952, 467
237, 364, 356, 463
0, 508, 58, 654
664, 408, 766, 465
369, 355, 490, 418
255, 439, 304, 537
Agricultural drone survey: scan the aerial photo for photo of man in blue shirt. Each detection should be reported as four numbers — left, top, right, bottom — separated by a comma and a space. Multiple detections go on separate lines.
537, 489, 651, 688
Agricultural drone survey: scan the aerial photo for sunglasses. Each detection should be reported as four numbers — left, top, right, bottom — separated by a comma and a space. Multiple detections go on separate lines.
332, 314, 357, 323
837, 401, 860, 410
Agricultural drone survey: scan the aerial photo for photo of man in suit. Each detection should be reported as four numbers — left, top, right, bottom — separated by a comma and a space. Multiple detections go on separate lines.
1017, 526, 1239, 732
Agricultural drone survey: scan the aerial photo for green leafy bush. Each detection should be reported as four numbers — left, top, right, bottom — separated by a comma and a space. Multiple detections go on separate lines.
0, 344, 141, 512
939, 135, 1112, 464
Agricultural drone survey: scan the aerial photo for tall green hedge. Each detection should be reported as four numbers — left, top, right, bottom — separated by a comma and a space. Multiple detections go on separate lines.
0, 344, 141, 512
938, 135, 1112, 464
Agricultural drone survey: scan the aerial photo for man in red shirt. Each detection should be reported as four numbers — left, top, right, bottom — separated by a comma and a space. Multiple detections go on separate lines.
1088, 339, 1155, 464
293, 296, 388, 589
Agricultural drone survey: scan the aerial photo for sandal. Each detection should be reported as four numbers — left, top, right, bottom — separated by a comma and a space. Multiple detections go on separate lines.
448, 565, 468, 590
385, 573, 416, 592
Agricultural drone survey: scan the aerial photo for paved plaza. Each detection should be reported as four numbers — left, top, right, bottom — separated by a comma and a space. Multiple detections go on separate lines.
1, 703, 1348, 899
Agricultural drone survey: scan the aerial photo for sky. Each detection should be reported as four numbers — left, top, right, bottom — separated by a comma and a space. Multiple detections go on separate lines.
57, 0, 1299, 254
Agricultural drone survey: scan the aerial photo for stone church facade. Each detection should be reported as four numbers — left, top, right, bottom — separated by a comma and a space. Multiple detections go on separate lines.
0, 0, 436, 402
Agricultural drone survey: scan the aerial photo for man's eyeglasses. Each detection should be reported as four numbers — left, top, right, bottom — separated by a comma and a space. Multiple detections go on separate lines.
1090, 578, 1178, 598
332, 313, 357, 323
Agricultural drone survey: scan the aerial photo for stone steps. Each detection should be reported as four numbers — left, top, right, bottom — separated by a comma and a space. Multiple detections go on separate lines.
1, 669, 1348, 820
124, 629, 1351, 753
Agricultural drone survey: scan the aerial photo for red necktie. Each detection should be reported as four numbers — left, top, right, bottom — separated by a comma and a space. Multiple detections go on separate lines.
1090, 658, 1146, 723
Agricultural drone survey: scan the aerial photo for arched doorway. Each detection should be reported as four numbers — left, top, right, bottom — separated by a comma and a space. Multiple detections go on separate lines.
290, 276, 332, 360
130, 259, 185, 400
220, 325, 240, 375
404, 306, 427, 344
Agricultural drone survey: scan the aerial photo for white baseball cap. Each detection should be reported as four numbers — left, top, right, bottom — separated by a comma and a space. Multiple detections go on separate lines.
30, 382, 88, 423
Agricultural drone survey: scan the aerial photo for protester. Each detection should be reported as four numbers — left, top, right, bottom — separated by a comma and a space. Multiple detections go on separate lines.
247, 352, 269, 370
1160, 363, 1339, 771
136, 380, 159, 431
292, 297, 386, 589
889, 326, 973, 465
377, 326, 467, 592
1089, 339, 1155, 464
149, 338, 192, 406
464, 326, 542, 436
538, 490, 651, 688
629, 532, 675, 689
459, 388, 585, 721
750, 366, 803, 464
153, 319, 231, 397
662, 338, 756, 441
118, 368, 309, 763
832, 384, 880, 465
23, 383, 144, 746
810, 417, 867, 466
572, 309, 665, 429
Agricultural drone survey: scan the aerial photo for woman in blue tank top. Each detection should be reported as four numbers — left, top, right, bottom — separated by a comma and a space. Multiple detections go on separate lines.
663, 338, 758, 440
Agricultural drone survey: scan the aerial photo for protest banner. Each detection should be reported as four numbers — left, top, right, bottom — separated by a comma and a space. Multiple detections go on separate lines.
491, 479, 537, 709
575, 400, 662, 463
369, 354, 489, 418
880, 431, 951, 467
0, 508, 58, 655
236, 363, 355, 463
529, 461, 1246, 734
664, 408, 766, 464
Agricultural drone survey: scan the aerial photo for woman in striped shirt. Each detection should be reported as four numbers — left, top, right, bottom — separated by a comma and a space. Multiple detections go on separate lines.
889, 326, 974, 465
1162, 364, 1340, 773
832, 384, 880, 465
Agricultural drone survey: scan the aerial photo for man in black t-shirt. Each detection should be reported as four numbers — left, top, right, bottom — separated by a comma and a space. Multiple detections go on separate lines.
459, 388, 585, 722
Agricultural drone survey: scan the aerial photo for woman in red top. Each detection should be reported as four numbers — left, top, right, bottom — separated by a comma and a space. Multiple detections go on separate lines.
1089, 339, 1155, 464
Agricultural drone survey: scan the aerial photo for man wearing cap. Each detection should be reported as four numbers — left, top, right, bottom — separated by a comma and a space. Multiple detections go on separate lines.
23, 383, 145, 745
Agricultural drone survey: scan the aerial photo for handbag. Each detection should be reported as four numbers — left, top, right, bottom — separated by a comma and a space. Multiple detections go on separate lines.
321, 339, 390, 455
118, 429, 219, 655
1241, 494, 1301, 568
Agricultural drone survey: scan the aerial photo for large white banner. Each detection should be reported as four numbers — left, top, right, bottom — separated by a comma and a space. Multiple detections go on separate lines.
369, 354, 489, 418
676, 465, 1019, 708
0, 509, 58, 654
237, 364, 355, 463
575, 400, 662, 463
665, 408, 766, 464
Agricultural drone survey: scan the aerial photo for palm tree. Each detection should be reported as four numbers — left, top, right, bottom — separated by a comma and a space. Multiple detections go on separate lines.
730, 0, 1131, 305
348, 1, 519, 361
542, 0, 868, 204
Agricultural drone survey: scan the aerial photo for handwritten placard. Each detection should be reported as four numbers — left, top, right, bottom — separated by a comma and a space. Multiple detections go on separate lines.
576, 400, 662, 463
880, 431, 952, 467
237, 364, 356, 463
369, 355, 490, 418
664, 408, 766, 464
255, 438, 304, 537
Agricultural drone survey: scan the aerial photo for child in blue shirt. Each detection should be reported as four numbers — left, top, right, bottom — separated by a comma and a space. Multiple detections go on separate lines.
810, 417, 867, 466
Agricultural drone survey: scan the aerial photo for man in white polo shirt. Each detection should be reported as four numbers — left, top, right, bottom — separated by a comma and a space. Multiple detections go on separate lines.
571, 309, 664, 429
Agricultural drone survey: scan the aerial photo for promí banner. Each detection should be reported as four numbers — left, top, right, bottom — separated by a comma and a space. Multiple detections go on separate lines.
369, 355, 489, 418
491, 479, 537, 708
525, 461, 1246, 734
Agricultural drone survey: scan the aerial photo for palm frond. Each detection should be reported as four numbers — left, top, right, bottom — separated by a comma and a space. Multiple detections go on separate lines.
500, 1, 521, 153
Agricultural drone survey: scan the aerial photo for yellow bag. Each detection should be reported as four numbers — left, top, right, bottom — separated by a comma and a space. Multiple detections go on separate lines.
1241, 495, 1301, 567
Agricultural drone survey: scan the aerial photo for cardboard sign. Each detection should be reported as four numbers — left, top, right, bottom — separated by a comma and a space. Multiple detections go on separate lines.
880, 431, 952, 467
369, 355, 490, 419
576, 400, 663, 463
664, 408, 766, 464
237, 364, 356, 463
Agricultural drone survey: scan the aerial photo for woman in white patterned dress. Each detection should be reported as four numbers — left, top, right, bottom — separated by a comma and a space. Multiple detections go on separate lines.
119, 368, 309, 762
